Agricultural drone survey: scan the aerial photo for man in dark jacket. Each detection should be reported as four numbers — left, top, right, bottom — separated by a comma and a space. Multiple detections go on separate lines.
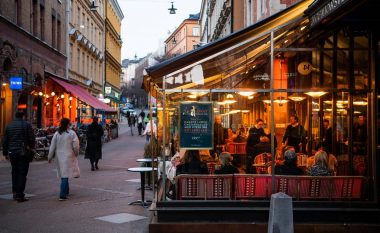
2, 111, 35, 202
282, 115, 305, 153
246, 119, 265, 173
85, 117, 104, 171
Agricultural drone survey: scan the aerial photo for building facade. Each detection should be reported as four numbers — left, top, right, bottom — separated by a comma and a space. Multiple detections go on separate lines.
104, 0, 123, 109
165, 14, 201, 58
199, 0, 299, 43
0, 0, 66, 138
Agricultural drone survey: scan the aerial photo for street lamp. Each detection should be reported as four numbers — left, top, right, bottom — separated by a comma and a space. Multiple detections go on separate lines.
168, 2, 177, 14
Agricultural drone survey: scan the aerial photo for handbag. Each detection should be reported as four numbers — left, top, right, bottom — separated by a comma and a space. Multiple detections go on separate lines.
72, 158, 80, 178
20, 121, 35, 162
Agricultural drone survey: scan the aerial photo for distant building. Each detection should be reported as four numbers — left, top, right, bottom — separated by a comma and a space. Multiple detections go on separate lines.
165, 14, 201, 58
123, 55, 158, 108
105, 0, 124, 109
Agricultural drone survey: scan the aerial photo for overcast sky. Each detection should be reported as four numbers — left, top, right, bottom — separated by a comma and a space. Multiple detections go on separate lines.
118, 0, 201, 60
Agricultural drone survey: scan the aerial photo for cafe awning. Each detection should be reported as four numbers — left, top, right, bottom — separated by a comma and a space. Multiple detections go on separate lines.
145, 0, 313, 90
49, 77, 117, 113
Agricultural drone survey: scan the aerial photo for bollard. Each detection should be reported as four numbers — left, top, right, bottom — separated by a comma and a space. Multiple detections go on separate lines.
268, 192, 294, 233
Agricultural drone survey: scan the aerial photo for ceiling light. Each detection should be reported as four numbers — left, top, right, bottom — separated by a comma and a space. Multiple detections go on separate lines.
38, 92, 43, 96
248, 96, 254, 100
288, 94, 306, 102
305, 91, 327, 98
241, 110, 250, 113
51, 92, 55, 96
60, 94, 65, 98
262, 100, 272, 104
353, 101, 367, 106
238, 91, 255, 97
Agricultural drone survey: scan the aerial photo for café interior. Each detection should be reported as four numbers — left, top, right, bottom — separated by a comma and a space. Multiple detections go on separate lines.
144, 0, 380, 225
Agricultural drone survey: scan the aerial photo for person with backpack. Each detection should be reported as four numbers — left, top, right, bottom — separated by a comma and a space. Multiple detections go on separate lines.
2, 111, 35, 202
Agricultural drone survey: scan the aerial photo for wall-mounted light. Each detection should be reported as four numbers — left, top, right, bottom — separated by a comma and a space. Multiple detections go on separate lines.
38, 92, 43, 96
60, 94, 65, 99
51, 92, 56, 96
69, 96, 73, 101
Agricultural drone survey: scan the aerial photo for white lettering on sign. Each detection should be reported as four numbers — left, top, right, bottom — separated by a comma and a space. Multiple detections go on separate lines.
310, 0, 348, 27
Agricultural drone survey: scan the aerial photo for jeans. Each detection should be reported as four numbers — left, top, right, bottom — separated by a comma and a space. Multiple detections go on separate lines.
10, 155, 30, 199
60, 178, 69, 198
146, 135, 151, 142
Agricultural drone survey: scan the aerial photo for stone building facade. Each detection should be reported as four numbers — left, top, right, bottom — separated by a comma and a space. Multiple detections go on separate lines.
0, 0, 66, 139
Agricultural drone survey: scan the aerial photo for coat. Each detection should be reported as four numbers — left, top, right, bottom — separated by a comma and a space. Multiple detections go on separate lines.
48, 130, 80, 178
85, 123, 104, 160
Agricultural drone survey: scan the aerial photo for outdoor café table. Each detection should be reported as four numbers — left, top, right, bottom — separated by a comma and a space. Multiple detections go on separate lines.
127, 167, 157, 208
136, 158, 158, 189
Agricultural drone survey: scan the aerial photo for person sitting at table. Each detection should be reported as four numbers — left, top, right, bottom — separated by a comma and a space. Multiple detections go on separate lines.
307, 150, 333, 176
306, 147, 337, 175
245, 136, 271, 174
275, 149, 304, 175
215, 152, 239, 174
176, 150, 208, 176
233, 128, 247, 143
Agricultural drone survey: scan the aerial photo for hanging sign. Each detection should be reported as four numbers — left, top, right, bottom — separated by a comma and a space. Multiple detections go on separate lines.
297, 61, 312, 75
179, 102, 213, 149
10, 76, 23, 90
310, 0, 349, 27
105, 86, 112, 94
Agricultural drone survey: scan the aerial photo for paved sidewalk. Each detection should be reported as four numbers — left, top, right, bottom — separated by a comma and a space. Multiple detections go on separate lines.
0, 123, 152, 233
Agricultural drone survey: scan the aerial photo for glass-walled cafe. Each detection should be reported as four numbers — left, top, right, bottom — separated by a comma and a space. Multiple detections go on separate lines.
145, 0, 379, 210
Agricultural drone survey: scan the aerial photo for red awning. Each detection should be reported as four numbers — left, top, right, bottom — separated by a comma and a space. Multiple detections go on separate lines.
50, 77, 117, 113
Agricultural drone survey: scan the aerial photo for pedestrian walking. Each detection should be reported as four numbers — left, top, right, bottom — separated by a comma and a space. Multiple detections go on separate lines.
128, 115, 134, 136
2, 111, 35, 202
48, 118, 80, 201
85, 116, 104, 171
137, 114, 143, 136
143, 118, 157, 142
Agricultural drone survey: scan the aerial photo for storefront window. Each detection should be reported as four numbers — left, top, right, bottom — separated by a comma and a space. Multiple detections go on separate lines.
354, 50, 369, 89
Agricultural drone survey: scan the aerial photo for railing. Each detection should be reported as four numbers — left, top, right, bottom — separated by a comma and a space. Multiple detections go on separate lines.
176, 174, 364, 201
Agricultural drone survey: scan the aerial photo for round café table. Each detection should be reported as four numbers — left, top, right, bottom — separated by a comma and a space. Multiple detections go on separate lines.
136, 158, 158, 190
127, 167, 157, 208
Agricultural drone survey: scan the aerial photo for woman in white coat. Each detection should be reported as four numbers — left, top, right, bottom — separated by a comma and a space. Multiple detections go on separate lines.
48, 118, 80, 201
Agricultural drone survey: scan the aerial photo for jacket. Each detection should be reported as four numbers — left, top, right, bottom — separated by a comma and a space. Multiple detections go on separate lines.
48, 129, 80, 178
85, 122, 104, 159
2, 119, 35, 156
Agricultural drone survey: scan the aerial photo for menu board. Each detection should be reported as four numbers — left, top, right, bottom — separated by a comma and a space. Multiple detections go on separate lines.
179, 102, 213, 149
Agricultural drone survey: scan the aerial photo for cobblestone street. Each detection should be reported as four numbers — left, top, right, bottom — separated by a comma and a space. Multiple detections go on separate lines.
0, 122, 152, 233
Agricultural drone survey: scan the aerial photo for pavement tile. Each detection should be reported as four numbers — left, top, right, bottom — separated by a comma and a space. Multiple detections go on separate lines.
95, 213, 147, 224
0, 193, 35, 200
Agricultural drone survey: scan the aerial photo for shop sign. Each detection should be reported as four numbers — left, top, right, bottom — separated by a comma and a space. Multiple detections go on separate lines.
310, 0, 349, 27
105, 86, 112, 94
115, 93, 119, 98
179, 102, 213, 149
10, 76, 23, 90
297, 62, 312, 75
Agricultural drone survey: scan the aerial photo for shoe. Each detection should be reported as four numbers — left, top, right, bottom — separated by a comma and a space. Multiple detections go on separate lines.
16, 197, 29, 203
95, 165, 99, 170
91, 167, 95, 171
59, 197, 68, 201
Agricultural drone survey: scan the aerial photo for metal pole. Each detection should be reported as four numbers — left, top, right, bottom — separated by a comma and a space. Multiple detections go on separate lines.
162, 78, 167, 201
149, 82, 155, 196
270, 31, 275, 193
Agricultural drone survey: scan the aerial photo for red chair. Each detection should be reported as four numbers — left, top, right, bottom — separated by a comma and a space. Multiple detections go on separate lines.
226, 143, 247, 165
253, 153, 272, 174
